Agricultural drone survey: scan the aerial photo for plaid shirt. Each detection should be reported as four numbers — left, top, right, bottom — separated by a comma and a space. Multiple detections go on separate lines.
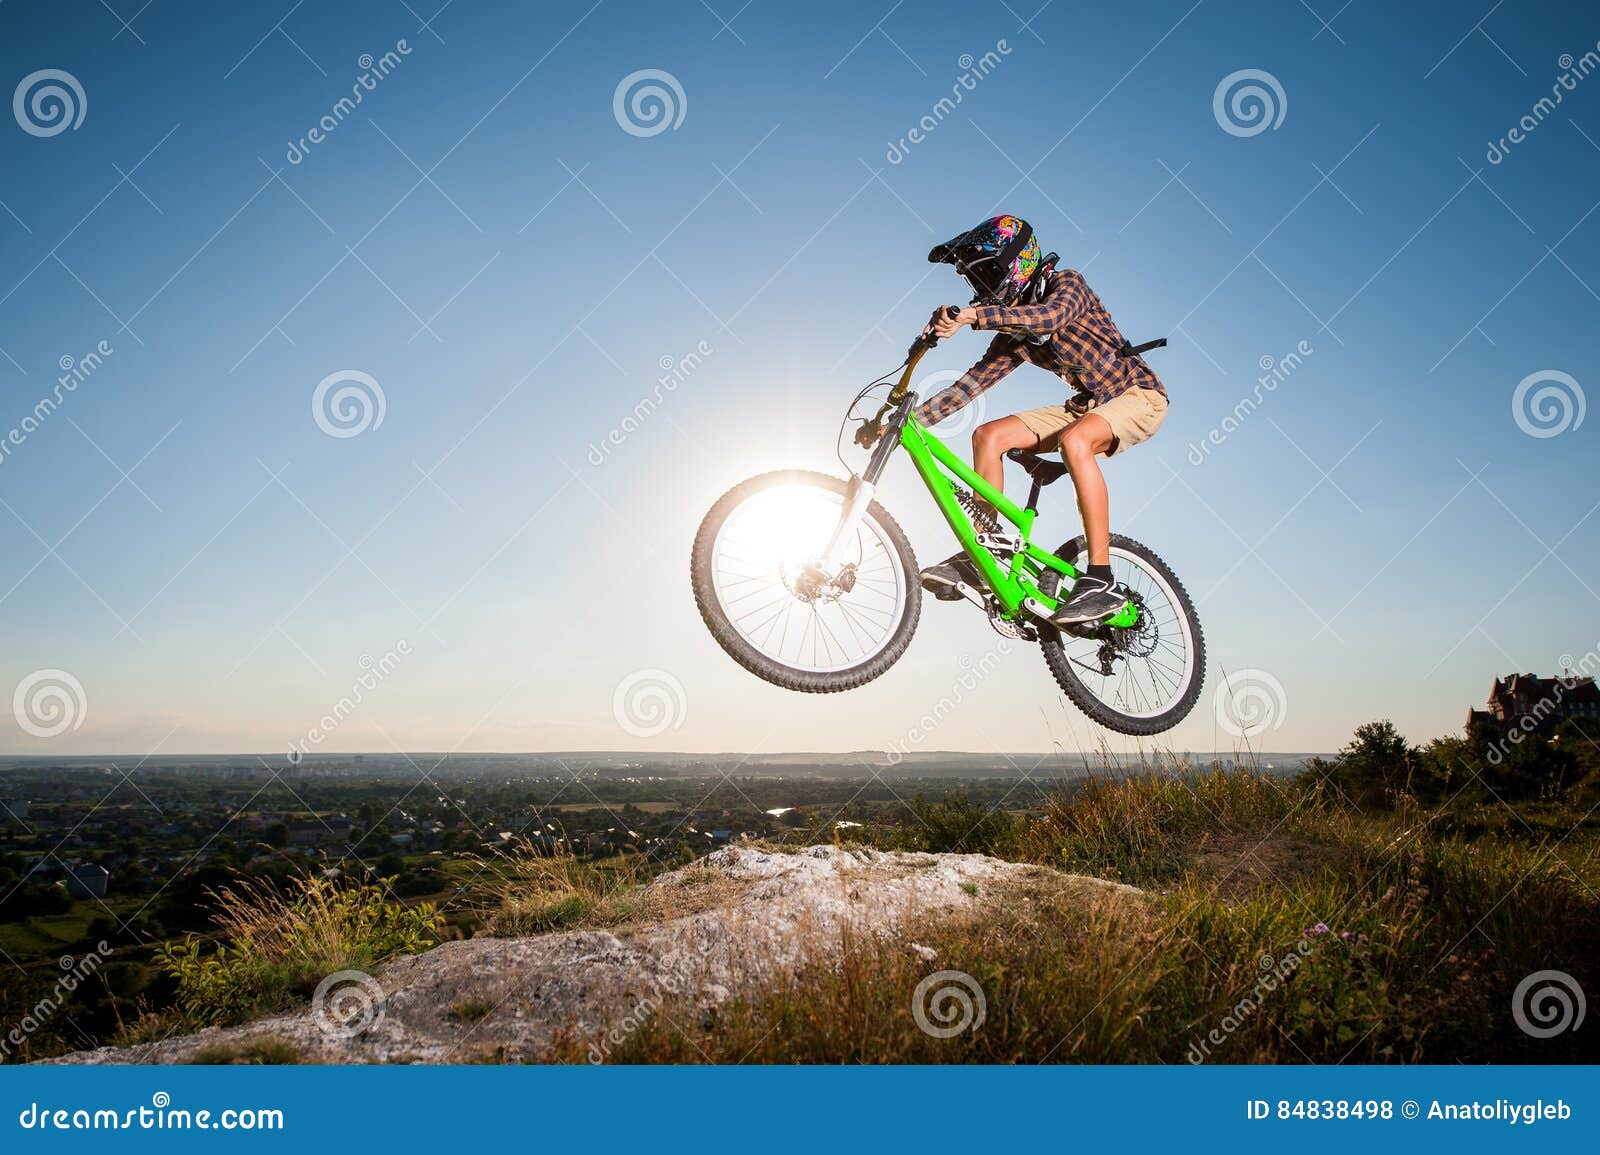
914, 268, 1165, 427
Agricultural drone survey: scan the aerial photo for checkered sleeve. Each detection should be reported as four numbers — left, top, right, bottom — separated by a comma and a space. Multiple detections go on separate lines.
973, 268, 1089, 336
913, 334, 1023, 426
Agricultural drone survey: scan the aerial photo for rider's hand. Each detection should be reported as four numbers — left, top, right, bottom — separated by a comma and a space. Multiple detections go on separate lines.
928, 305, 977, 340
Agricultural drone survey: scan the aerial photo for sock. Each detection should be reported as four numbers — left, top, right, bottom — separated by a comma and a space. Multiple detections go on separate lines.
1087, 563, 1114, 585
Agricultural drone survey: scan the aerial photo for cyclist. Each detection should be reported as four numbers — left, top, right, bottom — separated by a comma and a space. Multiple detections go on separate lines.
913, 215, 1168, 624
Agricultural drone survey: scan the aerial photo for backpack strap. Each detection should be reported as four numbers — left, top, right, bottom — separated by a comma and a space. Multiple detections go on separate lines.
1118, 337, 1167, 358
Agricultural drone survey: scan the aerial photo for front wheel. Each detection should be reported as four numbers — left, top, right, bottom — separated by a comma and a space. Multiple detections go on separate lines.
691, 470, 921, 693
1038, 534, 1205, 735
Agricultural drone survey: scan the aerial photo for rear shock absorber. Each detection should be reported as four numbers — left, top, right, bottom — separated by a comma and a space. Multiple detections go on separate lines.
952, 485, 999, 535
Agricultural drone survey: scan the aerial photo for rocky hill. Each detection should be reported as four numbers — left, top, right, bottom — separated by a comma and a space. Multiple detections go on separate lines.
53, 845, 1138, 1064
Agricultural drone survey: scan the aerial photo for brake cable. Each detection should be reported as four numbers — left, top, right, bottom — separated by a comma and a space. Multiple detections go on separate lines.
834, 355, 909, 474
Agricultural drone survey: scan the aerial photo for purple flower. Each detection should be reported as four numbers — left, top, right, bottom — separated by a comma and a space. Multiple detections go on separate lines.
1310, 922, 1330, 935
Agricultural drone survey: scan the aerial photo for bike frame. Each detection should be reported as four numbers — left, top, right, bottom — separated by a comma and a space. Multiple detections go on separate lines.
852, 339, 1139, 631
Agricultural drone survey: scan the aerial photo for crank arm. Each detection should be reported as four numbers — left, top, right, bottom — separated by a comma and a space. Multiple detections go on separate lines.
950, 580, 990, 610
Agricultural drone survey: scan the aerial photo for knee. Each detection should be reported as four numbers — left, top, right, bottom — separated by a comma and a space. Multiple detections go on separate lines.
1061, 425, 1099, 469
971, 420, 1007, 457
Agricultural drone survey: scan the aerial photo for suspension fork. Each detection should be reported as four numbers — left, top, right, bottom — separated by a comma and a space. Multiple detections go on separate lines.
817, 393, 915, 570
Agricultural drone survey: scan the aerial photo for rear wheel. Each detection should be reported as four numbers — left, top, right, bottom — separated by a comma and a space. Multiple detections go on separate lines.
1038, 534, 1205, 735
691, 470, 920, 693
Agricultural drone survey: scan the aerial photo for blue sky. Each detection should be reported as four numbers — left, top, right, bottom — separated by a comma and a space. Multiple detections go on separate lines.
0, 0, 1596, 758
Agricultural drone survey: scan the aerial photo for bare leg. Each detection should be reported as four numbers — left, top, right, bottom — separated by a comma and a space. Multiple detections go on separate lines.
1059, 413, 1116, 566
970, 416, 1039, 517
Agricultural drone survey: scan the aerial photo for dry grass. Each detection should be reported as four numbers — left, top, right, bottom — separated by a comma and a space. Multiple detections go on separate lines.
479, 840, 751, 937
189, 1035, 302, 1065
160, 873, 439, 1026
557, 772, 1600, 1064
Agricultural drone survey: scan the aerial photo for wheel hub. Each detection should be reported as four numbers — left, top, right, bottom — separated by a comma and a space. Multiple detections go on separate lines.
784, 561, 855, 605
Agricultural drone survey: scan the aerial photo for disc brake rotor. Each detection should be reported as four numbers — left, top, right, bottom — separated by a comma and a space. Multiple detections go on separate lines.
1112, 591, 1159, 657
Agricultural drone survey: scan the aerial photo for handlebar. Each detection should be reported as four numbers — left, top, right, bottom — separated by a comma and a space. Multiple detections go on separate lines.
911, 305, 962, 356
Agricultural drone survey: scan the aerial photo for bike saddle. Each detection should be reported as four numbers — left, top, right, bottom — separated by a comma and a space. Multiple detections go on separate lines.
1006, 448, 1069, 486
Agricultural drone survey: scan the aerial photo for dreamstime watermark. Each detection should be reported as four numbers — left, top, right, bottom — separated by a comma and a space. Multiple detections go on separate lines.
1187, 340, 1313, 465
1511, 369, 1584, 438
12, 669, 87, 739
910, 369, 988, 442
912, 970, 986, 1038
287, 640, 411, 763
1215, 668, 1287, 739
612, 668, 687, 738
1187, 938, 1316, 1062
587, 340, 712, 465
1480, 653, 1598, 767
0, 340, 114, 468
285, 41, 413, 164
587, 993, 658, 1062
613, 69, 686, 137
1213, 69, 1287, 138
885, 41, 1012, 164
1487, 44, 1600, 164
1, 942, 113, 1060
587, 936, 718, 1062
885, 640, 1012, 765
311, 969, 385, 1039
13, 69, 86, 137
1512, 969, 1586, 1038
312, 369, 386, 438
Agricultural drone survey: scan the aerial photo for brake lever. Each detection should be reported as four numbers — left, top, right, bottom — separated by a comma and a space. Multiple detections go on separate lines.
854, 400, 894, 448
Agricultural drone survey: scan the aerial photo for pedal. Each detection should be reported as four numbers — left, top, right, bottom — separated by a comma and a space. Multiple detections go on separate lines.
1022, 596, 1057, 622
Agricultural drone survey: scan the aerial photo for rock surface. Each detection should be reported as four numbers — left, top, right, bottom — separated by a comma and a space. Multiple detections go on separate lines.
52, 845, 1139, 1065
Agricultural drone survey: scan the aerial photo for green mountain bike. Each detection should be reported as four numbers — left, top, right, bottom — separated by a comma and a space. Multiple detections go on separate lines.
691, 310, 1205, 735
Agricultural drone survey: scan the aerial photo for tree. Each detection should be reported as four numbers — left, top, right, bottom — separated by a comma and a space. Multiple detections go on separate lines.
1325, 720, 1412, 809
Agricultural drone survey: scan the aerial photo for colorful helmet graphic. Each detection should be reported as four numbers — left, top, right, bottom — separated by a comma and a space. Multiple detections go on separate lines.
928, 215, 1041, 305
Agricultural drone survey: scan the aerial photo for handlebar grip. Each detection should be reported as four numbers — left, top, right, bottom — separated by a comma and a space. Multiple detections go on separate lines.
944, 305, 960, 319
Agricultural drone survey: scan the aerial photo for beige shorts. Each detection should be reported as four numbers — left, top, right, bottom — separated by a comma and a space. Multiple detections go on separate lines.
1013, 387, 1168, 457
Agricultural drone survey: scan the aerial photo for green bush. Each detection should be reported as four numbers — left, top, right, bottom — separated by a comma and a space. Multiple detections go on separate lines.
160, 874, 438, 1026
899, 790, 1021, 856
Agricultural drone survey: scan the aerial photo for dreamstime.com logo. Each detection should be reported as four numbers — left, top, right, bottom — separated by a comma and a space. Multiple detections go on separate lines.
1215, 668, 1287, 739
613, 69, 686, 137
12, 669, 87, 739
1512, 969, 1586, 1039
16, 1093, 284, 1132
612, 668, 687, 738
1213, 69, 1287, 138
1512, 370, 1584, 438
912, 970, 986, 1039
13, 68, 86, 137
311, 969, 386, 1039
312, 370, 386, 438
